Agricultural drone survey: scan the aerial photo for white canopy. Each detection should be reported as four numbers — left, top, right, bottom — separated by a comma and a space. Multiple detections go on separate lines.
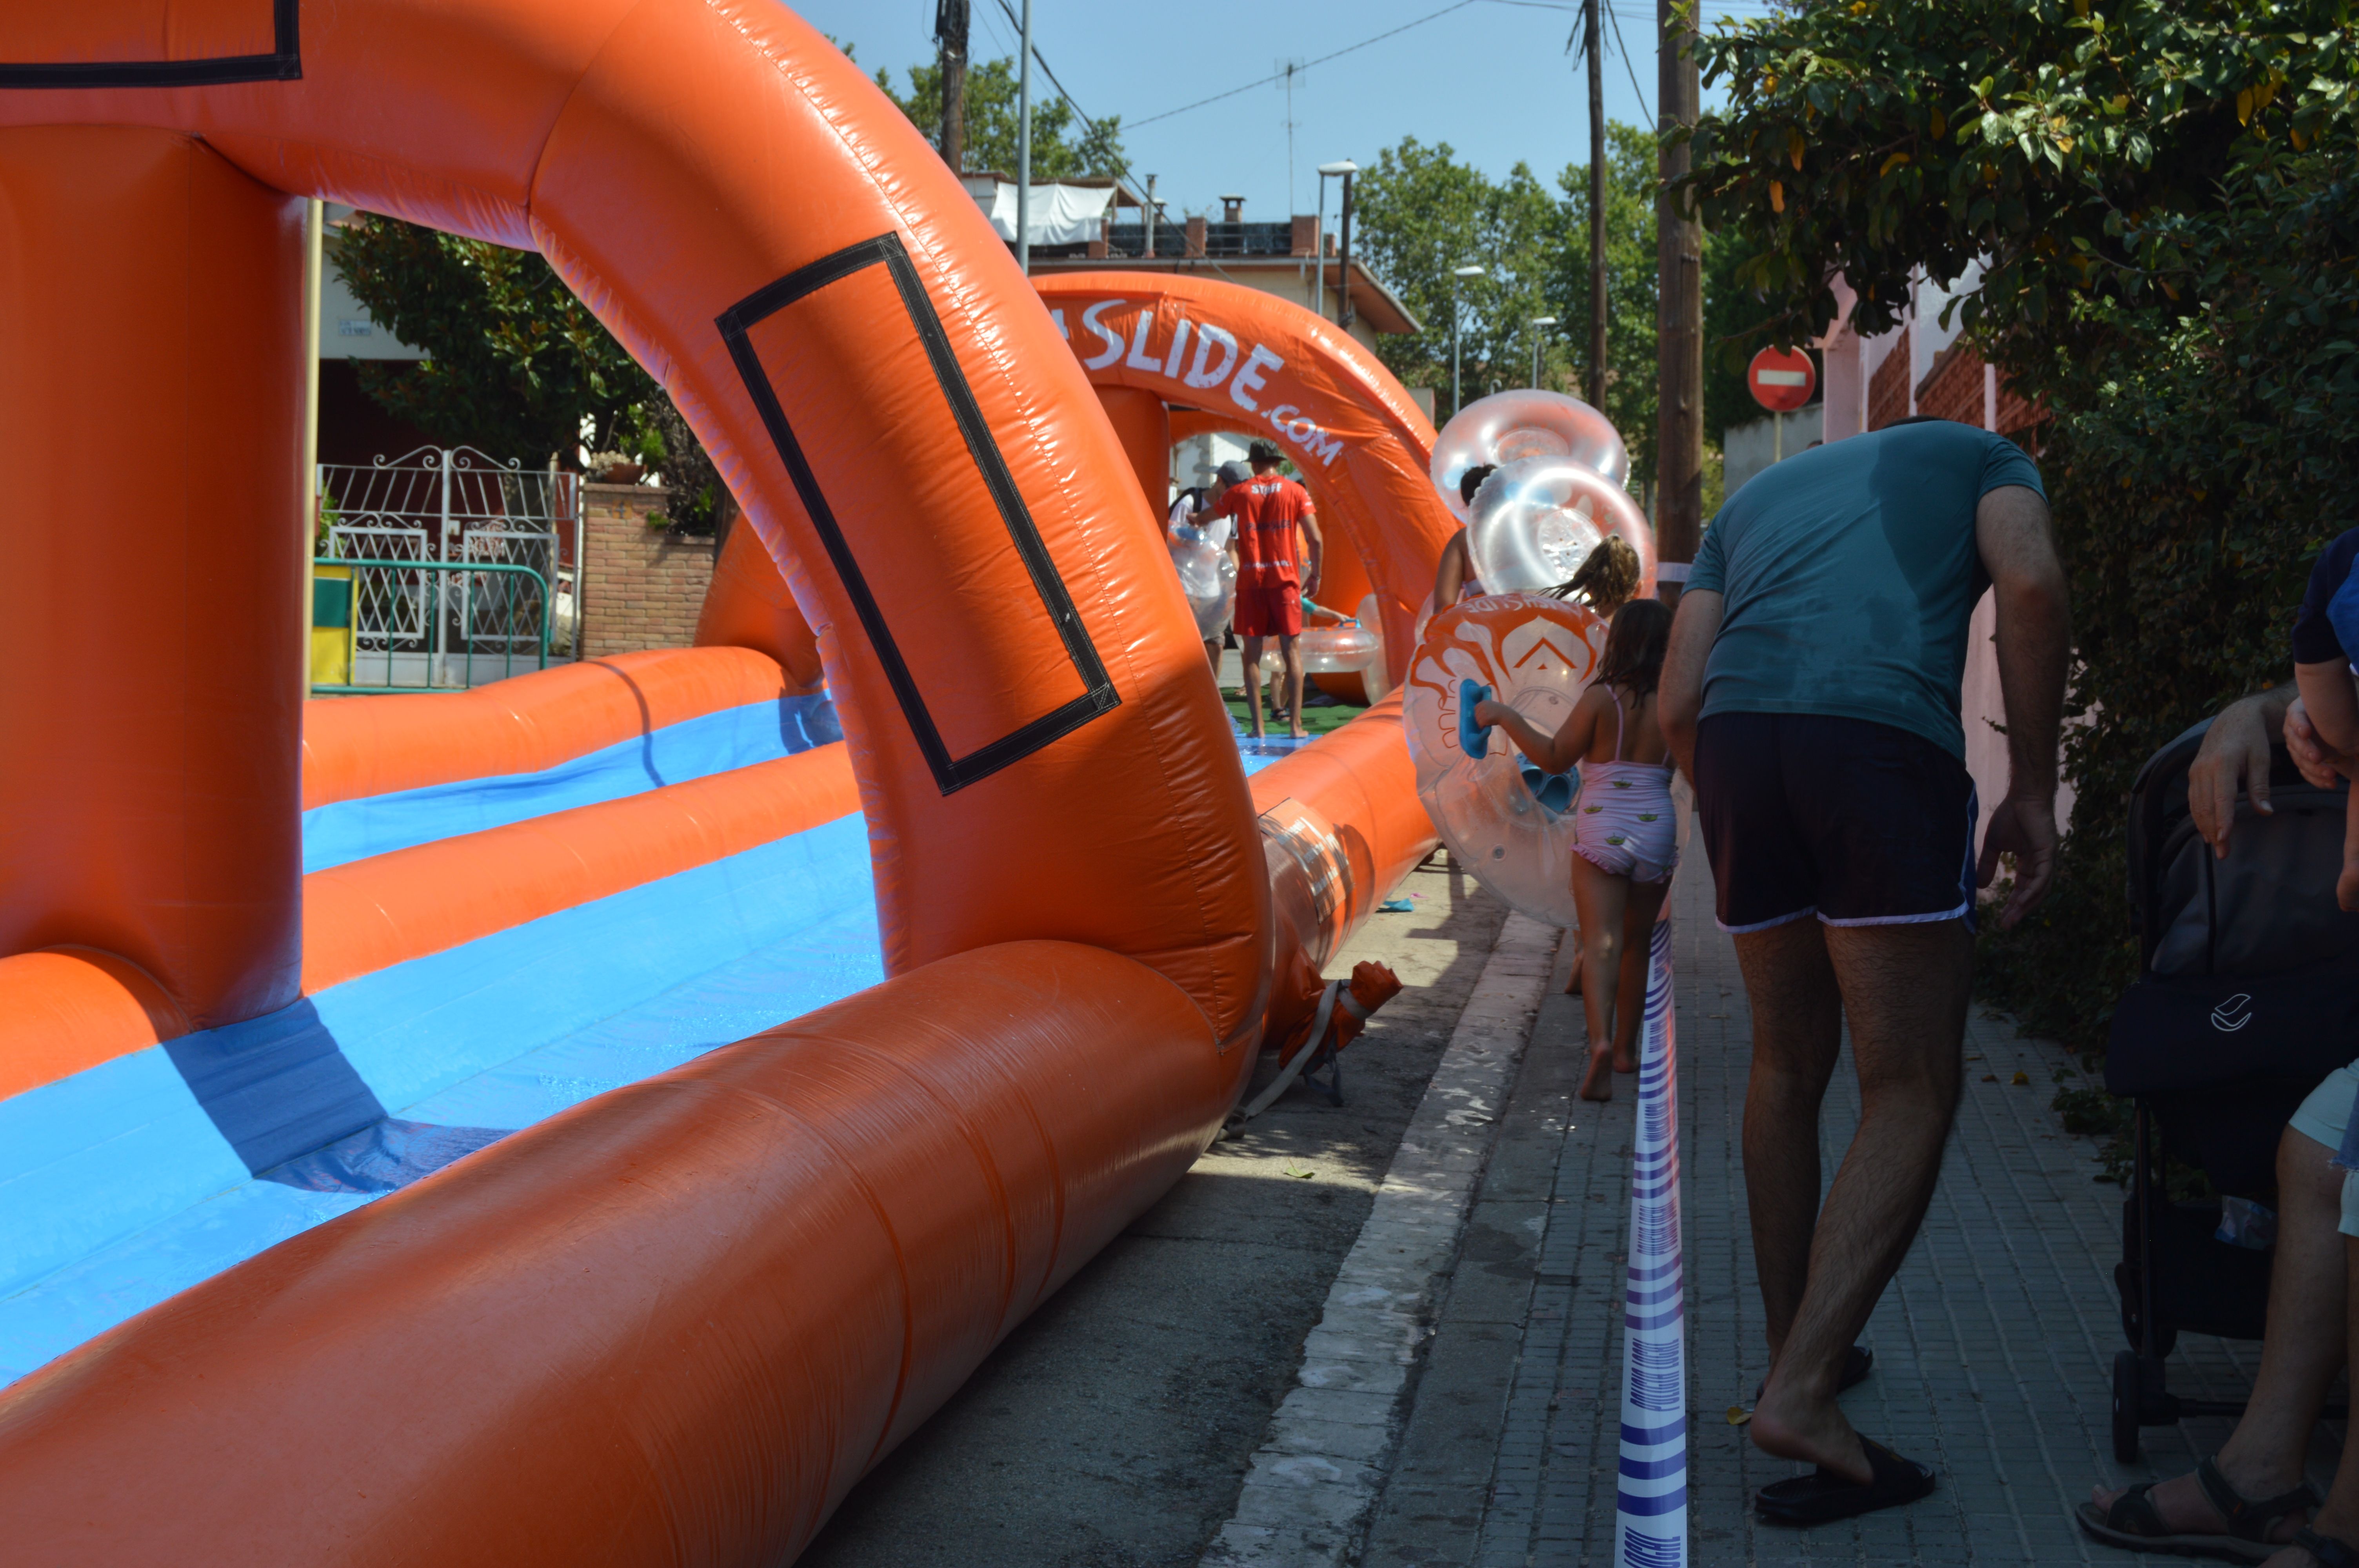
961, 174, 1117, 247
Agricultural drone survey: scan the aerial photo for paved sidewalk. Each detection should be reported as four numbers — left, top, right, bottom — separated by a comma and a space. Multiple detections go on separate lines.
1360, 859, 2346, 1566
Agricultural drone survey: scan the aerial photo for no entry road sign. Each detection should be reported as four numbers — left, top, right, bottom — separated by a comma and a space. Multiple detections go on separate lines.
1747, 346, 1817, 414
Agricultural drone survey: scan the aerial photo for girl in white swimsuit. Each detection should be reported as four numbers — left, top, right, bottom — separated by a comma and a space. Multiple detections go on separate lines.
1472, 599, 1677, 1102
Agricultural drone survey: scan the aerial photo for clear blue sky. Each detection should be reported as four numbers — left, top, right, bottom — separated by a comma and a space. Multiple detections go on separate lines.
798, 0, 1776, 224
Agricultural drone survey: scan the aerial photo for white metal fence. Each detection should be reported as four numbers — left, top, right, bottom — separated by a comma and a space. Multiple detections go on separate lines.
316, 446, 583, 691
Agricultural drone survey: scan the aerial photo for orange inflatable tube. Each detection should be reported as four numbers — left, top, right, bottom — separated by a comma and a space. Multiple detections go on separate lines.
0, 7, 1436, 1558
1036, 273, 1458, 682
694, 519, 830, 688
0, 941, 1219, 1566
301, 645, 805, 808
303, 742, 861, 992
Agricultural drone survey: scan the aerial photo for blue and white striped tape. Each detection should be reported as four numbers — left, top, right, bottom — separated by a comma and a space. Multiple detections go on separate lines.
1616, 913, 1686, 1566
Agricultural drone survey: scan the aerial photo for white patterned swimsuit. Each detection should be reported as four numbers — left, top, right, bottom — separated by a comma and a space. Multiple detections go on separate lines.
1572, 686, 1678, 884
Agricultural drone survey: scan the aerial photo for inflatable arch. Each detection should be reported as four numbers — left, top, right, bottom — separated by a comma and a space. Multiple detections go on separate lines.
1032, 274, 1458, 684
0, 5, 1434, 1559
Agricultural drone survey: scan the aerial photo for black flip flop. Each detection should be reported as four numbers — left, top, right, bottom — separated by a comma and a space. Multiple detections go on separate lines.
1754, 1344, 1873, 1403
1755, 1437, 1936, 1526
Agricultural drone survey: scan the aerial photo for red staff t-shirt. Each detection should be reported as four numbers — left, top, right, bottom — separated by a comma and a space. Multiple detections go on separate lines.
1214, 475, 1316, 588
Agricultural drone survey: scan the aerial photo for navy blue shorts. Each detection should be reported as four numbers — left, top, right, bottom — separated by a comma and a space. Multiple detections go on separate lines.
1693, 712, 1979, 935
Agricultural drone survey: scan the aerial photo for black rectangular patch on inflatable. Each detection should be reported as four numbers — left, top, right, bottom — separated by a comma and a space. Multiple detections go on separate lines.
717, 231, 1121, 796
0, 0, 300, 88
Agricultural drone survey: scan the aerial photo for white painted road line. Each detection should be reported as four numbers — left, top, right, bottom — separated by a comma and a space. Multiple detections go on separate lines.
1201, 911, 1560, 1567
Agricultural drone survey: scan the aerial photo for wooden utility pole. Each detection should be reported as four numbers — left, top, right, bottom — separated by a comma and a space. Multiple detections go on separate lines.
936, 0, 969, 174
1585, 0, 1607, 407
1655, 0, 1704, 572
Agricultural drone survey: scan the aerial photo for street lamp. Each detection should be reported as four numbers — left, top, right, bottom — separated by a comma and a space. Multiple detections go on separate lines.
1450, 263, 1486, 416
1314, 160, 1358, 321
1528, 315, 1558, 388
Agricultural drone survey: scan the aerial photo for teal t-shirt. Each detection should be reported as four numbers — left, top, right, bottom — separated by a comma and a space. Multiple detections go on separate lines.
1686, 419, 2045, 759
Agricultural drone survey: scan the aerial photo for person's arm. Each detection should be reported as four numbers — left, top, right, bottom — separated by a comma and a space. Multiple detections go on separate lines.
1298, 509, 1323, 600
1434, 530, 1468, 608
2296, 660, 2359, 756
1658, 588, 1723, 782
2188, 688, 2290, 857
1474, 688, 1600, 775
2286, 697, 2348, 790
1972, 483, 2071, 929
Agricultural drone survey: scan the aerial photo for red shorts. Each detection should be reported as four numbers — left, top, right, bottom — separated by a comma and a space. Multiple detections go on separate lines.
1234, 579, 1303, 637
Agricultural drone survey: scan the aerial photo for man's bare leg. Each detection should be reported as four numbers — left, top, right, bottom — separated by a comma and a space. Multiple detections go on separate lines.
1750, 918, 1972, 1484
1241, 634, 1267, 738
2257, 1239, 2359, 1566
1734, 918, 1845, 1363
1282, 632, 1307, 739
2092, 1127, 2342, 1542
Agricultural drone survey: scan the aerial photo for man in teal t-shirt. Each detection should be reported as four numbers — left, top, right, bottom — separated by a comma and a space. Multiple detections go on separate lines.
1660, 416, 2072, 1523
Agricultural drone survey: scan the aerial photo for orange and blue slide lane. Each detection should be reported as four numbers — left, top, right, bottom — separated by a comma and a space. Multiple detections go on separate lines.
0, 670, 1317, 1387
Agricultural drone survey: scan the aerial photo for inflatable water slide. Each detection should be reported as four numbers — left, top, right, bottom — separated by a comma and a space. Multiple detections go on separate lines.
0, 6, 1454, 1560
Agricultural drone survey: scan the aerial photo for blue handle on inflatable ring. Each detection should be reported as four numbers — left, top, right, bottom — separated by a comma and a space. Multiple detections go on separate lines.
1459, 680, 1492, 760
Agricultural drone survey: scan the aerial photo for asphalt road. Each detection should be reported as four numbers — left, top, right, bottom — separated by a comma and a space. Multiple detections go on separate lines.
798, 853, 1510, 1568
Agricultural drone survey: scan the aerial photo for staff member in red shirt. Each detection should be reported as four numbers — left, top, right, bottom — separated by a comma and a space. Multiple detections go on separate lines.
1214, 439, 1325, 739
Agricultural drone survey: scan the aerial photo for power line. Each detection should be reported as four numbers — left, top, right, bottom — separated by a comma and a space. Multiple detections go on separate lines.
1125, 0, 1764, 132
1602, 0, 1652, 126
1129, 1, 1481, 128
988, 0, 1152, 209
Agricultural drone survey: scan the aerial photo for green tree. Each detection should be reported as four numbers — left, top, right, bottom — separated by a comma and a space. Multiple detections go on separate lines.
1352, 127, 1755, 491
333, 216, 729, 530
1677, 0, 2357, 376
1354, 138, 1592, 428
874, 56, 1127, 178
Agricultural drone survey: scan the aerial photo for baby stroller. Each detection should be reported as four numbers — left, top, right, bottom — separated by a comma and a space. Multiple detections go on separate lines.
2104, 715, 2359, 1460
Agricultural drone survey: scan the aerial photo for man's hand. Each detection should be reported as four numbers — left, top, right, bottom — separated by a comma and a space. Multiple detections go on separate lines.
2189, 690, 2288, 856
1977, 793, 2060, 929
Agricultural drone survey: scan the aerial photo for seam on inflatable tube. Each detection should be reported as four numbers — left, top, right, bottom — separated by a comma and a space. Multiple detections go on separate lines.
823, 1031, 1028, 1334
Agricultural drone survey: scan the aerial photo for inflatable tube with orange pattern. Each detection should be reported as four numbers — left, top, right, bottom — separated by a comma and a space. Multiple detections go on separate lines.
1035, 273, 1458, 687
0, 6, 1430, 1559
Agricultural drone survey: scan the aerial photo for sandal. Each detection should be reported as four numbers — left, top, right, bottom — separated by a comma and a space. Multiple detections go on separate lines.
1755, 1436, 1935, 1526
2295, 1528, 2359, 1568
2073, 1455, 2318, 1563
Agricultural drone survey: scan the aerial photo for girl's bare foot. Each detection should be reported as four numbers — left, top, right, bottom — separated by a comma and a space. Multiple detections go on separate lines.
1614, 1046, 1640, 1073
1579, 1046, 1614, 1102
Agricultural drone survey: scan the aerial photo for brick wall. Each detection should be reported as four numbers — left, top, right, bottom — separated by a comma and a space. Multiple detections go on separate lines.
1898, 334, 2047, 443
577, 482, 716, 657
1866, 322, 1912, 431
1994, 376, 2044, 441
1916, 340, 1986, 428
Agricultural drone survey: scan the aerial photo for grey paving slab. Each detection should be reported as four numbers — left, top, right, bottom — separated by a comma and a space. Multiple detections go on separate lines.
1362, 858, 2348, 1566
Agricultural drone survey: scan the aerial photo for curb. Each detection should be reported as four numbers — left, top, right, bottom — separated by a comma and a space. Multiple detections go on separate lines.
1200, 911, 1559, 1566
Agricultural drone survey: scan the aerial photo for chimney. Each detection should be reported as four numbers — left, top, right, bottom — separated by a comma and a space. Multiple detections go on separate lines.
1289, 214, 1316, 256
1220, 194, 1245, 224
1184, 215, 1207, 258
